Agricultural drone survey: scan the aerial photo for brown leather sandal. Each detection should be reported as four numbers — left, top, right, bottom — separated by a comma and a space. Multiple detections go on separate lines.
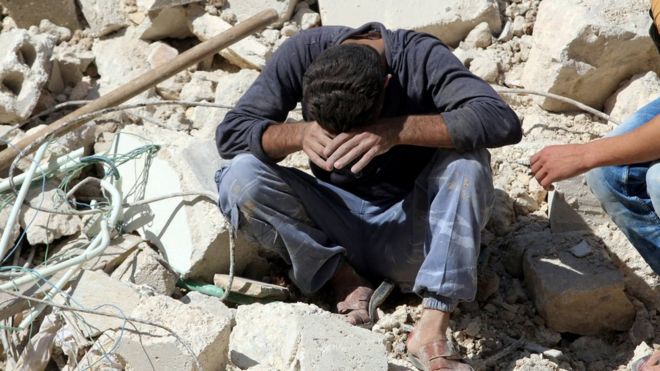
407, 338, 473, 371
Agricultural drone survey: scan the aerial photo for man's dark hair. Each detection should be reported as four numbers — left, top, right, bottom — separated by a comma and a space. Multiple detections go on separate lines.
302, 44, 387, 134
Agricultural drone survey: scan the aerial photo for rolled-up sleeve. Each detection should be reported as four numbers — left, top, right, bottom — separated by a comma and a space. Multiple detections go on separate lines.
411, 34, 522, 150
215, 31, 321, 161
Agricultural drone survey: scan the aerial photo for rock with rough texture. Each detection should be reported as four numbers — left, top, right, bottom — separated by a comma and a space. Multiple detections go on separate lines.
110, 125, 257, 280
523, 245, 635, 335
548, 175, 609, 233
188, 11, 272, 69
92, 28, 155, 97
0, 0, 81, 30
180, 71, 215, 102
50, 234, 143, 273
521, 0, 660, 112
469, 56, 499, 83
65, 270, 141, 337
293, 7, 321, 30
83, 294, 232, 371
19, 182, 81, 246
463, 22, 492, 49
191, 68, 259, 138
605, 71, 660, 123
137, 4, 195, 40
0, 29, 55, 123
318, 0, 502, 46
48, 43, 95, 94
224, 0, 297, 25
78, 0, 128, 36
180, 291, 234, 319
229, 302, 388, 370
111, 243, 178, 295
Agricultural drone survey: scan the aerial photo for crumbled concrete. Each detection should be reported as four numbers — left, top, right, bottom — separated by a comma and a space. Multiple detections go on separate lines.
463, 22, 492, 49
229, 302, 388, 370
48, 43, 95, 94
19, 181, 81, 246
188, 10, 272, 69
111, 243, 178, 296
293, 6, 321, 30
110, 125, 257, 280
224, 0, 298, 25
50, 234, 143, 273
91, 29, 153, 99
0, 28, 55, 122
179, 291, 235, 320
548, 175, 610, 233
318, 0, 502, 46
523, 243, 635, 335
83, 294, 232, 371
64, 269, 141, 337
605, 71, 660, 123
0, 0, 81, 30
137, 4, 196, 40
521, 0, 660, 111
180, 71, 215, 102
190, 68, 259, 138
469, 56, 499, 83
78, 0, 128, 37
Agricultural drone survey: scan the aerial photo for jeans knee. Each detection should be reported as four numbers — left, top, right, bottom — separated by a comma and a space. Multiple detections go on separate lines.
646, 163, 660, 204
217, 154, 273, 214
586, 166, 620, 205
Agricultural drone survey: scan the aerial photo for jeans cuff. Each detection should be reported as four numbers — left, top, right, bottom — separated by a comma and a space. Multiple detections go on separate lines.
422, 295, 457, 312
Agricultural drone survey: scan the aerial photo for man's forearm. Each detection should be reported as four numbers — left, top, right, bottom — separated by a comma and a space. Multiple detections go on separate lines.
584, 114, 660, 168
261, 122, 307, 160
388, 114, 455, 148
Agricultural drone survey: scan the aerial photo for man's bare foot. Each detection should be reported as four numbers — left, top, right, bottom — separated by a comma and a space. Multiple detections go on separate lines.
407, 309, 473, 370
330, 260, 373, 326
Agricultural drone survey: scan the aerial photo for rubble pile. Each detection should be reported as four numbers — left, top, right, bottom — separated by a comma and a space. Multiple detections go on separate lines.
0, 0, 658, 370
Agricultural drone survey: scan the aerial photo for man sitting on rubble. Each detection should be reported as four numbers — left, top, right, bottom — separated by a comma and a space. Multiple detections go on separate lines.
215, 22, 521, 370
531, 2, 660, 370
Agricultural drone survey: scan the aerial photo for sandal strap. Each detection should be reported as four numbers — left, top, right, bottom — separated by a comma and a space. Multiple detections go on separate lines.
419, 339, 457, 361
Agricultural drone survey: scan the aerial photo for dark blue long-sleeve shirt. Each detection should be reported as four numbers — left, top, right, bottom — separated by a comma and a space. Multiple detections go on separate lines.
216, 23, 521, 201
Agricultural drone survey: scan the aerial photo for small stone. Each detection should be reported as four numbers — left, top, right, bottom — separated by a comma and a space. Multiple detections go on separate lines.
569, 240, 592, 258
463, 22, 492, 49
470, 56, 499, 82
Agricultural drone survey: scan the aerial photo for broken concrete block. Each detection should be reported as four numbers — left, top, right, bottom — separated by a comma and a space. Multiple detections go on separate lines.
180, 72, 215, 102
48, 44, 95, 94
78, 0, 128, 37
38, 19, 72, 43
190, 68, 259, 138
523, 244, 635, 335
0, 28, 55, 123
224, 0, 297, 25
0, 0, 81, 30
65, 270, 141, 338
19, 182, 81, 246
293, 7, 320, 30
229, 302, 388, 370
569, 240, 592, 258
469, 56, 499, 83
92, 28, 154, 96
84, 295, 232, 371
605, 72, 660, 123
188, 11, 272, 69
318, 0, 502, 47
50, 234, 142, 274
548, 175, 609, 233
180, 291, 234, 320
521, 0, 660, 112
463, 22, 492, 49
147, 41, 179, 68
111, 244, 178, 296
214, 274, 289, 299
137, 4, 195, 40
110, 125, 257, 279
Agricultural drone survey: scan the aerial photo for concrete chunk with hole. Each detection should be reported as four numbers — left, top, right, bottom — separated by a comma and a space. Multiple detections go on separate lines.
0, 28, 55, 123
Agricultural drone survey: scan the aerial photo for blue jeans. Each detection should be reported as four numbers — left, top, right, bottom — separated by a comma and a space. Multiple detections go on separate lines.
216, 149, 494, 311
585, 98, 660, 273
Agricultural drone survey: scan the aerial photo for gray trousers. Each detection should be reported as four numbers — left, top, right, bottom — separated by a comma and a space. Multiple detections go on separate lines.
215, 149, 494, 311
